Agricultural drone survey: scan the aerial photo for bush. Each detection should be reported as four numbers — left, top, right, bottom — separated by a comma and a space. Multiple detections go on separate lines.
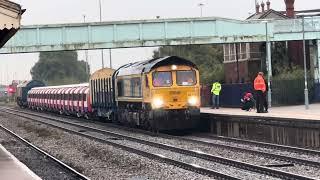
273, 65, 310, 80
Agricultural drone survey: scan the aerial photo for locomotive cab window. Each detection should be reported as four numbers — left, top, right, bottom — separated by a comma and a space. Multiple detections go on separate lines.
145, 75, 149, 88
152, 71, 172, 87
177, 70, 196, 86
117, 80, 124, 97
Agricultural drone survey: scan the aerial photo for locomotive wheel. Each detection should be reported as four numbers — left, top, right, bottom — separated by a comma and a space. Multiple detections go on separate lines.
118, 109, 125, 124
140, 111, 151, 131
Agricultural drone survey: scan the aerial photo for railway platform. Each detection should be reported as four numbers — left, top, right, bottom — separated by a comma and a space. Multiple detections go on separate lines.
0, 144, 40, 180
200, 104, 320, 148
201, 103, 320, 121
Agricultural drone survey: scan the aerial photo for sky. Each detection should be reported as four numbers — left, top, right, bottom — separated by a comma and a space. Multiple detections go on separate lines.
0, 0, 319, 84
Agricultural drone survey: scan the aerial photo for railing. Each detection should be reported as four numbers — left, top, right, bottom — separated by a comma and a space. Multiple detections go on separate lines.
273, 16, 320, 33
272, 79, 315, 105
224, 52, 262, 62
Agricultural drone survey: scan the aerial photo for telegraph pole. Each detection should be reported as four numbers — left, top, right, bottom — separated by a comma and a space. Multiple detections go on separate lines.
99, 0, 104, 68
83, 15, 89, 74
198, 3, 204, 17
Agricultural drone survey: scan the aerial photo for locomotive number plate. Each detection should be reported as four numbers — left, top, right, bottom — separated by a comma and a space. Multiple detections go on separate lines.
169, 91, 181, 95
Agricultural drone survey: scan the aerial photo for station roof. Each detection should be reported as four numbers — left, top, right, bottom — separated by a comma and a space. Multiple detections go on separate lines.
0, 0, 24, 47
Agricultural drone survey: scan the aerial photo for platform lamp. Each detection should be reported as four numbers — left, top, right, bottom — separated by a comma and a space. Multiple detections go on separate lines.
261, 20, 272, 108
301, 15, 309, 110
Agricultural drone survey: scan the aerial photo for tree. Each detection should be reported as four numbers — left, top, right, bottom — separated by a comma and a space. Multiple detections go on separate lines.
31, 51, 90, 85
153, 45, 224, 84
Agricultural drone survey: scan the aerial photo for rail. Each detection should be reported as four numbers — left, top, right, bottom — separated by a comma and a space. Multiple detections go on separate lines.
1, 107, 316, 180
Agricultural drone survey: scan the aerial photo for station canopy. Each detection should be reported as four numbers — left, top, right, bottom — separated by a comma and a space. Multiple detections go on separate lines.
0, 0, 24, 48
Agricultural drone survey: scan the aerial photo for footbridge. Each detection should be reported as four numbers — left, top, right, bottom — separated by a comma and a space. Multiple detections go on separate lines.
0, 16, 320, 54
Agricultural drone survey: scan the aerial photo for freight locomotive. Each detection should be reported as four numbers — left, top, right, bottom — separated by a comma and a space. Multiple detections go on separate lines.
17, 56, 201, 131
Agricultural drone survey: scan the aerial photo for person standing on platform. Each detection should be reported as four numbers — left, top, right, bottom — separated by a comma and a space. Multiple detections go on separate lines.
253, 72, 266, 113
263, 76, 269, 113
211, 81, 222, 109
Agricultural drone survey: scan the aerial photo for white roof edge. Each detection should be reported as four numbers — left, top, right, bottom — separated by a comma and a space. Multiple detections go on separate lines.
32, 83, 89, 90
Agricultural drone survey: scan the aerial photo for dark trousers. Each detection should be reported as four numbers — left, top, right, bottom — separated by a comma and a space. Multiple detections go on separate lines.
263, 92, 268, 111
255, 90, 264, 113
212, 94, 219, 108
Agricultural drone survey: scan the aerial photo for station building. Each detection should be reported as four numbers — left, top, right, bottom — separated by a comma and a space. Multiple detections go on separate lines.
0, 0, 24, 47
223, 0, 320, 84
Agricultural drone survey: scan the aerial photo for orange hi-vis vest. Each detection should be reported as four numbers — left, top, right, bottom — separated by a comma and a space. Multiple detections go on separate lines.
254, 75, 266, 92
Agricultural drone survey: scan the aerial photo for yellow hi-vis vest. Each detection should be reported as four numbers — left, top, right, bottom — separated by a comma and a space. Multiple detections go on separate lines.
211, 82, 222, 95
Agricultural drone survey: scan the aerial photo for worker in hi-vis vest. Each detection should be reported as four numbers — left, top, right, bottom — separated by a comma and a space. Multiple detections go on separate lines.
254, 72, 266, 113
211, 81, 222, 109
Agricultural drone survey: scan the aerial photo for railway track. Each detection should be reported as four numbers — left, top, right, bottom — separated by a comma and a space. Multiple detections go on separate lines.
0, 107, 316, 180
16, 107, 320, 168
173, 134, 320, 168
0, 124, 89, 180
194, 133, 320, 156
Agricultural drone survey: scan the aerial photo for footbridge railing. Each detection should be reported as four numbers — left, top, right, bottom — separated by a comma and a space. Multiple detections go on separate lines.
0, 16, 320, 54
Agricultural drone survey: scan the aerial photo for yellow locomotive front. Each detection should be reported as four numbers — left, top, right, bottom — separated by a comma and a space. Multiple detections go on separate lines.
148, 65, 200, 110
115, 56, 200, 131
143, 59, 201, 130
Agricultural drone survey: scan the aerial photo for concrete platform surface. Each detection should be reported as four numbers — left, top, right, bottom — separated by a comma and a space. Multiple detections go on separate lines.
0, 144, 41, 180
201, 103, 320, 121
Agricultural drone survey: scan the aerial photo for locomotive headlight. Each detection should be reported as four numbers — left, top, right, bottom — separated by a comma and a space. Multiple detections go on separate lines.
171, 65, 177, 70
152, 98, 164, 109
188, 96, 198, 106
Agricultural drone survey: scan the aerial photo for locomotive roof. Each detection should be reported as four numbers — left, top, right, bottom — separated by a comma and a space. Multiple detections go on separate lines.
115, 56, 197, 77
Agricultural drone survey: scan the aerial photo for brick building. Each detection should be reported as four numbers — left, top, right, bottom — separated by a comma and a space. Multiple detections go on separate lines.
223, 0, 320, 83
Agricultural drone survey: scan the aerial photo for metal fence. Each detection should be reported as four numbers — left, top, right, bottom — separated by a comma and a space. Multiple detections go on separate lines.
271, 79, 315, 106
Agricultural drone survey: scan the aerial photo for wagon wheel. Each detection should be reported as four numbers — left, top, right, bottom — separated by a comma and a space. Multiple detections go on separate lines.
111, 112, 118, 124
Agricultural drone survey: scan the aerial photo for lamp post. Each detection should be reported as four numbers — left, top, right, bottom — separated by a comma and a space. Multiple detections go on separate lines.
264, 21, 272, 108
99, 0, 104, 68
83, 15, 89, 74
198, 3, 204, 17
302, 16, 309, 109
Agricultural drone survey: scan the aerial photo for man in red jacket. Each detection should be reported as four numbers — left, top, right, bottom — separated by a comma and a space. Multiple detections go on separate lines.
254, 72, 266, 113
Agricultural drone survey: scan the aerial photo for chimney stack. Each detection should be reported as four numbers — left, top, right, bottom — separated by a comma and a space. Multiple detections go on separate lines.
256, 3, 260, 14
266, 0, 271, 10
261, 1, 265, 12
284, 0, 295, 18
